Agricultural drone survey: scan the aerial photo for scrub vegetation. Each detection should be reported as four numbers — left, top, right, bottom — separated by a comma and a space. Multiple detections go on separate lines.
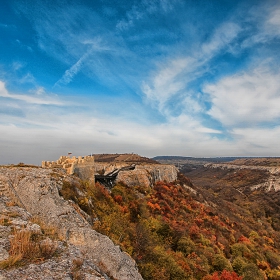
59, 173, 280, 280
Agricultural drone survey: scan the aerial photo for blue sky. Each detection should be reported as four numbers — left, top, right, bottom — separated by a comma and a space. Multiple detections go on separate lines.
1, 0, 280, 164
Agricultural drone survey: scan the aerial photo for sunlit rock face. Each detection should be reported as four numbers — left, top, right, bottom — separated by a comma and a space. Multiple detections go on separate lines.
94, 161, 178, 188
42, 154, 178, 189
116, 164, 178, 188
205, 163, 280, 192
0, 167, 143, 280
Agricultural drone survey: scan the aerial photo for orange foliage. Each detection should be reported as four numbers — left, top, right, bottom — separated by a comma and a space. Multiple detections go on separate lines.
189, 225, 200, 237
119, 205, 129, 213
147, 201, 161, 211
203, 270, 243, 280
238, 235, 251, 244
257, 260, 270, 270
113, 195, 123, 204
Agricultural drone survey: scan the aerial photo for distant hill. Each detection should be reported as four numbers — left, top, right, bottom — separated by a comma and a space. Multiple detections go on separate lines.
152, 155, 244, 163
93, 153, 158, 164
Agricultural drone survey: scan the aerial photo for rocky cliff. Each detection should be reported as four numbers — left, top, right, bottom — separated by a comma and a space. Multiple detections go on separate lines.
95, 162, 178, 188
0, 167, 143, 280
205, 163, 280, 192
41, 154, 178, 189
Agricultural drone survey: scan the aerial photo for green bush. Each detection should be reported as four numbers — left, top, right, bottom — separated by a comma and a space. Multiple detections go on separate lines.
212, 254, 232, 272
231, 243, 251, 258
265, 250, 280, 269
232, 256, 246, 274
241, 263, 265, 280
177, 236, 196, 256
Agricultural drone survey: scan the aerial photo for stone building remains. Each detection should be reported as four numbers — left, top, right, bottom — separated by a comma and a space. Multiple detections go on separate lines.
42, 155, 95, 181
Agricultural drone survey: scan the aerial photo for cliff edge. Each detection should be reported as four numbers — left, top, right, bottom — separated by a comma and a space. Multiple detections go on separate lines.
0, 167, 143, 280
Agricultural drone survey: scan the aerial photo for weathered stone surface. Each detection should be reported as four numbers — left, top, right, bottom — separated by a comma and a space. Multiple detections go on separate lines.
0, 246, 9, 262
0, 167, 143, 280
205, 163, 280, 192
74, 164, 96, 182
122, 164, 177, 186
42, 154, 177, 189
95, 162, 178, 188
0, 238, 108, 279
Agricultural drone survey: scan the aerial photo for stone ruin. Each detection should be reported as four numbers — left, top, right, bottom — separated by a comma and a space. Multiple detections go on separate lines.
42, 155, 95, 177
42, 155, 95, 174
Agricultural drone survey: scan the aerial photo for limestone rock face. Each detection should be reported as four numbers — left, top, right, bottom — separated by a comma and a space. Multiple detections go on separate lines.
95, 163, 178, 188
0, 195, 109, 279
205, 163, 280, 192
73, 164, 96, 182
117, 164, 178, 187
0, 167, 143, 280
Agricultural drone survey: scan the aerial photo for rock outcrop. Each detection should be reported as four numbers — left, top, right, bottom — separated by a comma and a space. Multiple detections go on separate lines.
0, 167, 143, 280
0, 195, 111, 279
95, 162, 178, 188
42, 154, 178, 188
205, 163, 280, 192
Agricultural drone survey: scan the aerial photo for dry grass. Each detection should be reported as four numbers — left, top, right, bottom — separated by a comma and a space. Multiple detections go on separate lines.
5, 200, 18, 207
0, 163, 39, 168
0, 221, 59, 269
0, 216, 11, 226
9, 230, 36, 259
0, 254, 22, 269
0, 211, 20, 226
39, 238, 58, 259
71, 258, 84, 280
30, 216, 59, 240
6, 211, 20, 218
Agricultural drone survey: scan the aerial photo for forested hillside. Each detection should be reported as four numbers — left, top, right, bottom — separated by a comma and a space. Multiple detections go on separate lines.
60, 171, 280, 280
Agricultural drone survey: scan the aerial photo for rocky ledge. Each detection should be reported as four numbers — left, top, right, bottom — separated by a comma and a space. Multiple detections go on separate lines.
205, 163, 280, 192
0, 167, 143, 280
95, 162, 178, 188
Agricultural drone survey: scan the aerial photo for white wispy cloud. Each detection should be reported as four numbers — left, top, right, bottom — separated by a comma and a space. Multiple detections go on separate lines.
54, 53, 87, 87
142, 20, 241, 115
12, 62, 24, 71
0, 77, 225, 165
0, 81, 62, 105
231, 126, 280, 155
0, 106, 224, 165
116, 0, 179, 31
262, 5, 280, 39
1, 78, 279, 165
142, 57, 193, 110
33, 87, 46, 95
27, 4, 101, 64
0, 81, 8, 96
201, 22, 241, 56
204, 66, 280, 127
0, 23, 16, 29
142, 1, 280, 133
19, 3, 137, 90
19, 73, 36, 84
242, 2, 280, 48
268, 7, 280, 28
54, 37, 113, 87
